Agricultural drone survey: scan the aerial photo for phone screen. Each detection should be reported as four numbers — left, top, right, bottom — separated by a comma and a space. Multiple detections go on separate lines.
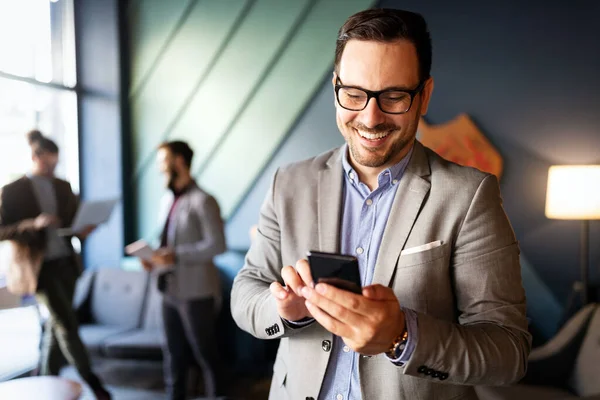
307, 251, 362, 294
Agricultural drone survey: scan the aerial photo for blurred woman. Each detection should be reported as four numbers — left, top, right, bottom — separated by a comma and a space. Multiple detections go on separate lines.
0, 130, 110, 400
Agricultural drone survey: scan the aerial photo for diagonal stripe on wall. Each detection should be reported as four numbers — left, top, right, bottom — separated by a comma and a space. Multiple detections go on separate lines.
128, 0, 196, 96
129, 0, 373, 240
198, 0, 373, 217
131, 0, 251, 177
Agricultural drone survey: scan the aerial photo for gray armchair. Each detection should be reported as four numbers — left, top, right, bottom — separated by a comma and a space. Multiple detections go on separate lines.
477, 303, 600, 400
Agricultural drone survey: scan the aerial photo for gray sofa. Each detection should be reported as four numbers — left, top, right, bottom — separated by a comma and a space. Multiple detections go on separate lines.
476, 303, 600, 400
74, 268, 164, 360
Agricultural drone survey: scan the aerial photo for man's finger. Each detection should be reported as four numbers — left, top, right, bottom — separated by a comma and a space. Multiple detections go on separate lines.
301, 285, 362, 327
270, 281, 289, 300
295, 259, 314, 288
308, 282, 376, 317
305, 299, 351, 338
281, 265, 305, 296
362, 284, 397, 301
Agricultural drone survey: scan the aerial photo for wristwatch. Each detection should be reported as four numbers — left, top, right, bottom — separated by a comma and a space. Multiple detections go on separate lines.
385, 325, 409, 359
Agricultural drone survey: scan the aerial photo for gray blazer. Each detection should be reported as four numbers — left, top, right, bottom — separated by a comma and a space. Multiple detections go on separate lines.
230, 141, 531, 400
158, 182, 226, 302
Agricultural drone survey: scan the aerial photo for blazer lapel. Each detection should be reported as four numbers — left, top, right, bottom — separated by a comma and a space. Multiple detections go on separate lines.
372, 142, 431, 286
318, 148, 344, 253
20, 177, 42, 219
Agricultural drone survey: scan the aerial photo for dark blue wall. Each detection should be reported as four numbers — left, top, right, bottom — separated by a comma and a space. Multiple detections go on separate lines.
229, 0, 600, 310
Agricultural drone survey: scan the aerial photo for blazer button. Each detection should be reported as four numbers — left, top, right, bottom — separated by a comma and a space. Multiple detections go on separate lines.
425, 368, 433, 376
432, 371, 440, 378
440, 372, 449, 380
321, 340, 331, 352
417, 366, 427, 374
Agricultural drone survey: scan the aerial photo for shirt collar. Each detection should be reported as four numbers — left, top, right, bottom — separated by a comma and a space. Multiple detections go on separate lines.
341, 142, 414, 186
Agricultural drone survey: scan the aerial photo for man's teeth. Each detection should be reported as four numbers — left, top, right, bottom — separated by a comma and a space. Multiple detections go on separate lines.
358, 131, 389, 140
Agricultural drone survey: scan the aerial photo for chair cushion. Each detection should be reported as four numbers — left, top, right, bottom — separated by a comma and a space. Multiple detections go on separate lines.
571, 305, 600, 396
90, 269, 148, 328
79, 325, 135, 355
102, 329, 164, 360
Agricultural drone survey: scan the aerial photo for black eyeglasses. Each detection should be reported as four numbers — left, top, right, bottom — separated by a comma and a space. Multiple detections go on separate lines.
334, 78, 425, 114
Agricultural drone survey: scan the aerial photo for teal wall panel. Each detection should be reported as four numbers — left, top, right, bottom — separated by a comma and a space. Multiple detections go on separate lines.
131, 0, 249, 176
129, 0, 374, 239
198, 0, 373, 217
128, 0, 193, 94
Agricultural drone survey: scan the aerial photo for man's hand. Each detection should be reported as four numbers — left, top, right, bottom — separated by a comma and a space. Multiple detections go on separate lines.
33, 213, 60, 230
301, 283, 405, 356
269, 259, 314, 322
151, 248, 176, 266
140, 259, 154, 272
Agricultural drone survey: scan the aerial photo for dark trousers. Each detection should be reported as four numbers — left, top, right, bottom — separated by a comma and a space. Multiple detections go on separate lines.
35, 258, 102, 390
162, 297, 223, 400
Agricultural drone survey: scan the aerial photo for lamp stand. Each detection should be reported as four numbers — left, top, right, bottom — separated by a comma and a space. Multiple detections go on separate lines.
560, 220, 590, 327
580, 219, 589, 305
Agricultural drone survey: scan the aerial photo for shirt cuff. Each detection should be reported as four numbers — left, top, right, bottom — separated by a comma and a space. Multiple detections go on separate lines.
282, 317, 315, 329
387, 307, 418, 366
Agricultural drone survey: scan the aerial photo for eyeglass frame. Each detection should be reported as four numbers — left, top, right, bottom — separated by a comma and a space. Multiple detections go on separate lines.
334, 77, 426, 115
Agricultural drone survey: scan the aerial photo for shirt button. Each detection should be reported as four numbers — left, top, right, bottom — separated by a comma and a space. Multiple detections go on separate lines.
349, 172, 355, 179
356, 247, 364, 254
365, 199, 373, 206
392, 179, 398, 184
343, 345, 350, 353
337, 394, 343, 400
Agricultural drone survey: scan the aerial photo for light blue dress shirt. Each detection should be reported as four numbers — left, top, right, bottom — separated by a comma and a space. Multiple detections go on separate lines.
317, 144, 418, 400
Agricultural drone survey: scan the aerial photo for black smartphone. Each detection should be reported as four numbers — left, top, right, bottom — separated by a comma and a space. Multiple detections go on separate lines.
307, 250, 362, 294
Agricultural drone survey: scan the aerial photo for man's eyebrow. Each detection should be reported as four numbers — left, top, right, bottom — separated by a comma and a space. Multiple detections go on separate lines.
341, 82, 419, 92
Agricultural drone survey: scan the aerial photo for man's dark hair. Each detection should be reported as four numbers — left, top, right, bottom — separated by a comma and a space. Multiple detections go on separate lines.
26, 129, 59, 155
158, 140, 194, 169
334, 8, 432, 82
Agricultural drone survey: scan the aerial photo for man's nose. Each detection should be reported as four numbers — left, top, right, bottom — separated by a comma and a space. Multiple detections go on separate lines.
357, 98, 386, 128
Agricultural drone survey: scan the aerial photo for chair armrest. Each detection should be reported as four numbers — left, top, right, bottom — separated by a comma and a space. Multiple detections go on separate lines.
521, 304, 597, 388
530, 304, 597, 362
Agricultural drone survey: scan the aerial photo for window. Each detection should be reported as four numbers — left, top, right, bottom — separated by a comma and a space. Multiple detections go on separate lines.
0, 0, 78, 290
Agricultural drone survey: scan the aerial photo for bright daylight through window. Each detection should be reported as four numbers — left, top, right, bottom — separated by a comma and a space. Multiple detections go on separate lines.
0, 1, 78, 366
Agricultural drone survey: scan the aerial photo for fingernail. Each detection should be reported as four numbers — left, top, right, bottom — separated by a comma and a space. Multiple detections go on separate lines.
316, 284, 326, 294
278, 291, 287, 299
305, 300, 313, 308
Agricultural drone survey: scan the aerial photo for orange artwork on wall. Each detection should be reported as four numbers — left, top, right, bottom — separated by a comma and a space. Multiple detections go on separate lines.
418, 114, 503, 179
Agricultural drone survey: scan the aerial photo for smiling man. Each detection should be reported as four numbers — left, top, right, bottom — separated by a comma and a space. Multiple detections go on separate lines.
231, 8, 531, 400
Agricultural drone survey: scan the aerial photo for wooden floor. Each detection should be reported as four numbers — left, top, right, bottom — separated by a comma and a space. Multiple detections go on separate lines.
60, 358, 272, 400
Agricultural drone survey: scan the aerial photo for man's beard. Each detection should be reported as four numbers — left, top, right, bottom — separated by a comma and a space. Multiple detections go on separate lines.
167, 169, 179, 192
347, 121, 413, 168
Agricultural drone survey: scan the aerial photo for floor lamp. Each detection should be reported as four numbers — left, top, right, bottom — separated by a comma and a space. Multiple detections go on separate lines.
545, 165, 600, 309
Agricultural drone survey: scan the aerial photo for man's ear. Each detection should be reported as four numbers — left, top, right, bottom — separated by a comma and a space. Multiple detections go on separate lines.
332, 72, 338, 107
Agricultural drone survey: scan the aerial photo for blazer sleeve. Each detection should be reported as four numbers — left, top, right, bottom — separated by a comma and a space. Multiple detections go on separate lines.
0, 186, 37, 242
403, 174, 532, 386
230, 169, 309, 340
174, 194, 226, 265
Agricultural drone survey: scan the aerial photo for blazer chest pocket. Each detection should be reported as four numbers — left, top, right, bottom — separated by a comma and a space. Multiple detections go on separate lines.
393, 243, 451, 313
398, 242, 449, 268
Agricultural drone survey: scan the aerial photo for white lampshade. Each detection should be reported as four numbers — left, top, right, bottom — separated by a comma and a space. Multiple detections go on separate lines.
545, 165, 600, 220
